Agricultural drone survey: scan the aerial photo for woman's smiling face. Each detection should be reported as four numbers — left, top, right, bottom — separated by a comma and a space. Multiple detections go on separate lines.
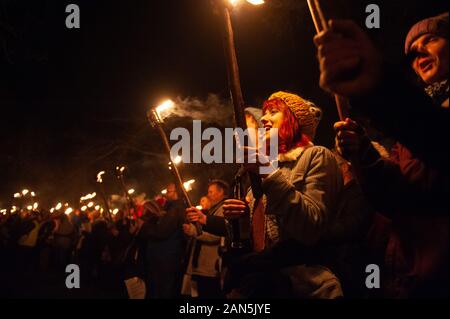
261, 105, 285, 141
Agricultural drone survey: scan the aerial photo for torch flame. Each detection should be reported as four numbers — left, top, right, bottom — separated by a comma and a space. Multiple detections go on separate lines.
22, 189, 29, 196
229, 0, 264, 6
172, 156, 182, 165
87, 202, 94, 208
80, 192, 97, 202
55, 203, 63, 210
97, 171, 106, 183
14, 193, 21, 198
246, 0, 264, 5
65, 208, 73, 215
183, 179, 196, 192
128, 189, 135, 195
155, 100, 175, 121
81, 206, 87, 212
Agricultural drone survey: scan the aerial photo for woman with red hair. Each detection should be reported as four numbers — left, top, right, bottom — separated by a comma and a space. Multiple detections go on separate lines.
223, 91, 346, 299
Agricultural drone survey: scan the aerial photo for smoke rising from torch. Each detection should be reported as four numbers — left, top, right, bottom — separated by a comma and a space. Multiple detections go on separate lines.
158, 94, 234, 125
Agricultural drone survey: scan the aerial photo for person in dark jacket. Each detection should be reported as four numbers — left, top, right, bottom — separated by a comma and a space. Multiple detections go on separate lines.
137, 183, 186, 299
314, 12, 449, 298
183, 180, 229, 298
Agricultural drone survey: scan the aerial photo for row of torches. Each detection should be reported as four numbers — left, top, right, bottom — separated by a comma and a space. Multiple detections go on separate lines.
3, 0, 337, 225
1, 98, 204, 217
1, 174, 196, 217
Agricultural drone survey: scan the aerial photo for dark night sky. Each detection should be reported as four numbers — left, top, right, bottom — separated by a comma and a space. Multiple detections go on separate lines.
0, 0, 448, 207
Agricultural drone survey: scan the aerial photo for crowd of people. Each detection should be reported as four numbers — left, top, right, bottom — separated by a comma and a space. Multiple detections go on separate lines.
1, 12, 448, 299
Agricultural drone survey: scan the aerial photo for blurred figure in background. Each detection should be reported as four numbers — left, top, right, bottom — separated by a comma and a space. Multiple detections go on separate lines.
183, 180, 229, 299
138, 183, 186, 298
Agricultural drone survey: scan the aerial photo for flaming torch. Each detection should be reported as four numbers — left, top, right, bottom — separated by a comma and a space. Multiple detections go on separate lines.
215, 0, 264, 196
214, 0, 264, 249
96, 170, 112, 221
147, 100, 202, 235
217, 0, 264, 126
306, 0, 349, 120
115, 165, 136, 219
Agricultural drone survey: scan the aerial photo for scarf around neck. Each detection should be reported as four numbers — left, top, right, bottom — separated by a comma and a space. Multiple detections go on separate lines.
425, 79, 449, 106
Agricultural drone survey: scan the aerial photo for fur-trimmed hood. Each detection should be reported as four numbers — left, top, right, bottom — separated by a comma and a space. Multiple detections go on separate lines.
278, 142, 314, 163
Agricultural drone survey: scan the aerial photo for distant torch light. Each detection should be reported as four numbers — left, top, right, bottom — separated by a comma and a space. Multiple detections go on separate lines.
112, 208, 119, 215
33, 203, 39, 210
87, 202, 94, 208
14, 193, 21, 198
128, 189, 135, 195
81, 192, 96, 202
27, 205, 33, 210
195, 205, 203, 210
161, 189, 167, 195
183, 180, 196, 192
95, 205, 101, 211
55, 203, 63, 210
50, 208, 55, 213
22, 189, 29, 196
11, 206, 18, 213
97, 171, 106, 183
81, 206, 87, 212
31, 192, 36, 197
65, 208, 73, 215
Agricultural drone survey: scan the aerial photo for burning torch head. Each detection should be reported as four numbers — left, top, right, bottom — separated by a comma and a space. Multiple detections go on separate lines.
115, 166, 126, 178
148, 99, 175, 126
228, 0, 265, 8
97, 171, 106, 183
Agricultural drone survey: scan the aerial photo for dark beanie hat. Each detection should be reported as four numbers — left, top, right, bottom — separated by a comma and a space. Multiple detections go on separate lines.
405, 12, 449, 55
